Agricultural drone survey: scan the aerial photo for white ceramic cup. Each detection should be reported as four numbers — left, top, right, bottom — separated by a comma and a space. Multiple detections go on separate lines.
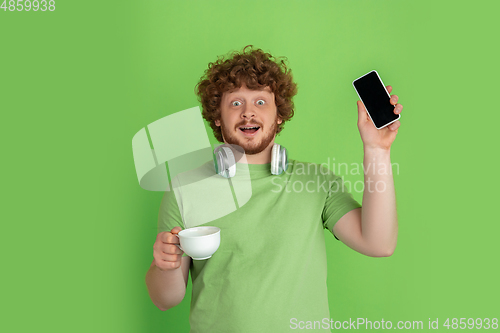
176, 226, 221, 260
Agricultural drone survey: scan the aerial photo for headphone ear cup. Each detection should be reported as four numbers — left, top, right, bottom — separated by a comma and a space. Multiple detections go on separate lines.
223, 147, 236, 178
281, 147, 288, 173
213, 146, 236, 178
213, 150, 222, 176
271, 143, 288, 175
271, 144, 280, 175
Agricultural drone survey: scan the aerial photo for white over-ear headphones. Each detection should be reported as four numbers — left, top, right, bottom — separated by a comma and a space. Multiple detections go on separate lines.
213, 143, 288, 178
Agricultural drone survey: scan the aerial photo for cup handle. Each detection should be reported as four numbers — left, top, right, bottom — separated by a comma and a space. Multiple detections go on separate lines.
173, 233, 183, 252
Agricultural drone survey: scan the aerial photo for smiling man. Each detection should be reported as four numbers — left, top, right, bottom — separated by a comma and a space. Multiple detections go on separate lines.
145, 45, 402, 332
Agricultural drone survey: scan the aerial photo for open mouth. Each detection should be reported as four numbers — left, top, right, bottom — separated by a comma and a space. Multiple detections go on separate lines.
238, 125, 261, 135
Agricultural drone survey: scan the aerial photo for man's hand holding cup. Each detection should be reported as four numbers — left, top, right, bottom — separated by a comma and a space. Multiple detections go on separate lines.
153, 227, 184, 271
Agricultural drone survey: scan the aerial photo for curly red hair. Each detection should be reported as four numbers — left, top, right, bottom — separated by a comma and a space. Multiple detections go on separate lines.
195, 45, 298, 142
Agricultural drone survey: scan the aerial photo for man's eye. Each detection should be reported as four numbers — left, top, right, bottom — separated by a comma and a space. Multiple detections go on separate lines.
232, 101, 242, 106
256, 100, 265, 105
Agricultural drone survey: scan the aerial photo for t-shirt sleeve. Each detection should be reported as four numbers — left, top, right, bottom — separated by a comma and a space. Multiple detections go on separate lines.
157, 189, 183, 233
157, 188, 189, 257
322, 174, 362, 240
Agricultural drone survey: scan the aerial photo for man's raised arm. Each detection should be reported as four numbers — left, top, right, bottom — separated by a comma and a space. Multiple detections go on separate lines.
333, 86, 402, 257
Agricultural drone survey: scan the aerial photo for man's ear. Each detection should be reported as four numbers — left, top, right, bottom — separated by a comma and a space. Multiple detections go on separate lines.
215, 119, 221, 127
277, 117, 283, 125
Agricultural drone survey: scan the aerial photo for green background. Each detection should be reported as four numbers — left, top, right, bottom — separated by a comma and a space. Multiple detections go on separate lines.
1, 0, 499, 332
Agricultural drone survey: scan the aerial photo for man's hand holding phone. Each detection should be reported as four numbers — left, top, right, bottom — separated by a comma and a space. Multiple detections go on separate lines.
357, 85, 403, 151
153, 227, 184, 271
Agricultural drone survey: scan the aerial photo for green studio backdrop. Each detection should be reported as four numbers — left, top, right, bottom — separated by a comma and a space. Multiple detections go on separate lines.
1, 0, 499, 332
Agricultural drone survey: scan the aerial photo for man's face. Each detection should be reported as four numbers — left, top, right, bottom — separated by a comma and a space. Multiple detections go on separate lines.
215, 84, 282, 155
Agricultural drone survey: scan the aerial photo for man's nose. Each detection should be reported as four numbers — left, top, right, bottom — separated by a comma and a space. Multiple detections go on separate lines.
241, 104, 256, 119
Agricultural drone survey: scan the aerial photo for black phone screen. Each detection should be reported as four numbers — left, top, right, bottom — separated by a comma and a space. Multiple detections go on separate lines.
353, 71, 398, 129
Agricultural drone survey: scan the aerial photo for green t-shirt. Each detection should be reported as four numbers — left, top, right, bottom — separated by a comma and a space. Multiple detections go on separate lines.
158, 158, 361, 332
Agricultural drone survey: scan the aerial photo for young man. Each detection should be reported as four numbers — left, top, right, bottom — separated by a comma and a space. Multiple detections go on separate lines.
145, 46, 402, 332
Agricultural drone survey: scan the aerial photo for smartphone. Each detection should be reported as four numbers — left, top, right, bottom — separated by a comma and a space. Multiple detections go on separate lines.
352, 70, 400, 129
